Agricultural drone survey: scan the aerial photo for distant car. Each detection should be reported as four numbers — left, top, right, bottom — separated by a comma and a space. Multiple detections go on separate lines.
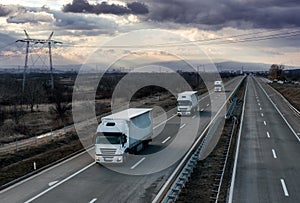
277, 80, 284, 84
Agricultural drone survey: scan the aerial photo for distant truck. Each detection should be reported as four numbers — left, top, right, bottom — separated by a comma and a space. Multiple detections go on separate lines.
214, 81, 223, 92
177, 91, 199, 116
95, 108, 153, 164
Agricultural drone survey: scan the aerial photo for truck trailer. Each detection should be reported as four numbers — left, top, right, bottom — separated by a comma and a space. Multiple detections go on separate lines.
177, 91, 199, 116
95, 108, 153, 164
214, 81, 223, 92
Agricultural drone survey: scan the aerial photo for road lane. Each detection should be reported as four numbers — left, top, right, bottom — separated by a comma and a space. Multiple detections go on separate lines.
0, 76, 244, 203
232, 76, 300, 203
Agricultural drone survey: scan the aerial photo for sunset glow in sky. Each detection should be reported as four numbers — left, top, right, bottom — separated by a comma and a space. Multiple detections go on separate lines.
1, 0, 300, 68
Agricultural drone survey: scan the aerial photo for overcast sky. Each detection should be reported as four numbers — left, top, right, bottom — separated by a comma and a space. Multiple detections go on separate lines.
0, 0, 299, 69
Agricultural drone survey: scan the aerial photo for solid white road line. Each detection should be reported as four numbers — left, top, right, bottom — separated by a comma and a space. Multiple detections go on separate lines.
162, 136, 171, 144
228, 77, 248, 203
0, 147, 94, 194
89, 198, 97, 203
130, 157, 146, 170
264, 121, 267, 126
207, 104, 210, 107
180, 123, 186, 129
280, 179, 289, 197
261, 113, 264, 117
192, 115, 196, 119
24, 162, 96, 203
255, 78, 300, 142
267, 131, 270, 138
272, 149, 277, 159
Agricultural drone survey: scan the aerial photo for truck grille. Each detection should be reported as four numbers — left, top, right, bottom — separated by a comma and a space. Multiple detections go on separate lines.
179, 108, 187, 112
100, 148, 116, 155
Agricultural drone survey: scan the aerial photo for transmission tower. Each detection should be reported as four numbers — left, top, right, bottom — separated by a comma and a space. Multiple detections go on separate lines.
16, 30, 62, 92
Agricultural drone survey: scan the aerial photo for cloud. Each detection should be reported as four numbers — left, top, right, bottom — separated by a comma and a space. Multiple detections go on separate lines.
63, 0, 148, 15
144, 0, 300, 30
0, 4, 16, 17
52, 10, 118, 33
7, 10, 54, 24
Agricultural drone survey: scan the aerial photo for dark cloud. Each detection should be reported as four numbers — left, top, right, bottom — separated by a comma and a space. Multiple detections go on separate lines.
52, 11, 118, 33
144, 0, 300, 30
63, 0, 148, 15
0, 4, 15, 17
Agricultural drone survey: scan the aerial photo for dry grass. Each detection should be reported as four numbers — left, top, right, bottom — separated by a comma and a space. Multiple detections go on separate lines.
270, 83, 300, 111
0, 131, 83, 186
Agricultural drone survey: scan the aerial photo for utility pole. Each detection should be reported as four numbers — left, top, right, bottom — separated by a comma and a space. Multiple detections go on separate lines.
16, 30, 62, 92
22, 40, 29, 92
48, 32, 54, 90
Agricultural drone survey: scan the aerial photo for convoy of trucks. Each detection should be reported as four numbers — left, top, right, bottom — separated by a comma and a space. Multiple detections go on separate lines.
95, 108, 153, 164
214, 81, 223, 92
95, 81, 223, 163
177, 91, 199, 116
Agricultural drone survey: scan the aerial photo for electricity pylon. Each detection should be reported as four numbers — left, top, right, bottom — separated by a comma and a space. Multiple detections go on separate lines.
16, 30, 62, 92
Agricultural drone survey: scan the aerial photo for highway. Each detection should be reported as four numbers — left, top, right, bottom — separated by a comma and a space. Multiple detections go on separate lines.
230, 76, 300, 202
0, 76, 243, 203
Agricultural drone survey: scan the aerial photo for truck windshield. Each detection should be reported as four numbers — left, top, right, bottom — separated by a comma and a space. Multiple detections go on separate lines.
178, 100, 191, 106
96, 133, 122, 144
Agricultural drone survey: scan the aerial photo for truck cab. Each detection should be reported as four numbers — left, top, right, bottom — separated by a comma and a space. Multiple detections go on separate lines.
95, 120, 128, 163
95, 108, 153, 164
177, 91, 199, 116
214, 81, 223, 92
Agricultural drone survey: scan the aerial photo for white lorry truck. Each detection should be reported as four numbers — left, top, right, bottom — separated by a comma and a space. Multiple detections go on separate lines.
95, 108, 153, 164
214, 81, 223, 92
177, 91, 199, 116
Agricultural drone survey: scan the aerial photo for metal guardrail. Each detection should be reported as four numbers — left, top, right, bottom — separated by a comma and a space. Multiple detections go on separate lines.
163, 143, 202, 202
153, 76, 246, 203
225, 98, 238, 120
210, 117, 237, 202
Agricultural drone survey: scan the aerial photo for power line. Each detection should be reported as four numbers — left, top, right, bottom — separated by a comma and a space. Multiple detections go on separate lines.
57, 29, 300, 49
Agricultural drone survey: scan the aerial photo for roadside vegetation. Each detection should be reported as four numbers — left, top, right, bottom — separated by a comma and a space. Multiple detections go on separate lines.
267, 63, 300, 111
269, 83, 300, 111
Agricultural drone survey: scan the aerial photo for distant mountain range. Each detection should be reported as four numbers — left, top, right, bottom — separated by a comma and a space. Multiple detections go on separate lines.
0, 61, 299, 74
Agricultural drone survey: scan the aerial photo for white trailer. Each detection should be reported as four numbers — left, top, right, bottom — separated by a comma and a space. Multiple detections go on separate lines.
95, 108, 153, 163
177, 91, 199, 116
214, 81, 223, 92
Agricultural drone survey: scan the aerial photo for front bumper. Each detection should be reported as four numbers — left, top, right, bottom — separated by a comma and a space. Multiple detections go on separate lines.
177, 111, 191, 116
95, 154, 123, 163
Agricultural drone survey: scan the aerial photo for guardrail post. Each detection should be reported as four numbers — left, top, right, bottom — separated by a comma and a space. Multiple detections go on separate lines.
15, 138, 18, 151
50, 129, 53, 141
33, 161, 36, 170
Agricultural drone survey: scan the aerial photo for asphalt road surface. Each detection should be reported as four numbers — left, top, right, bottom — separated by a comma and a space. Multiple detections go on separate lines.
0, 76, 244, 203
231, 76, 300, 203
